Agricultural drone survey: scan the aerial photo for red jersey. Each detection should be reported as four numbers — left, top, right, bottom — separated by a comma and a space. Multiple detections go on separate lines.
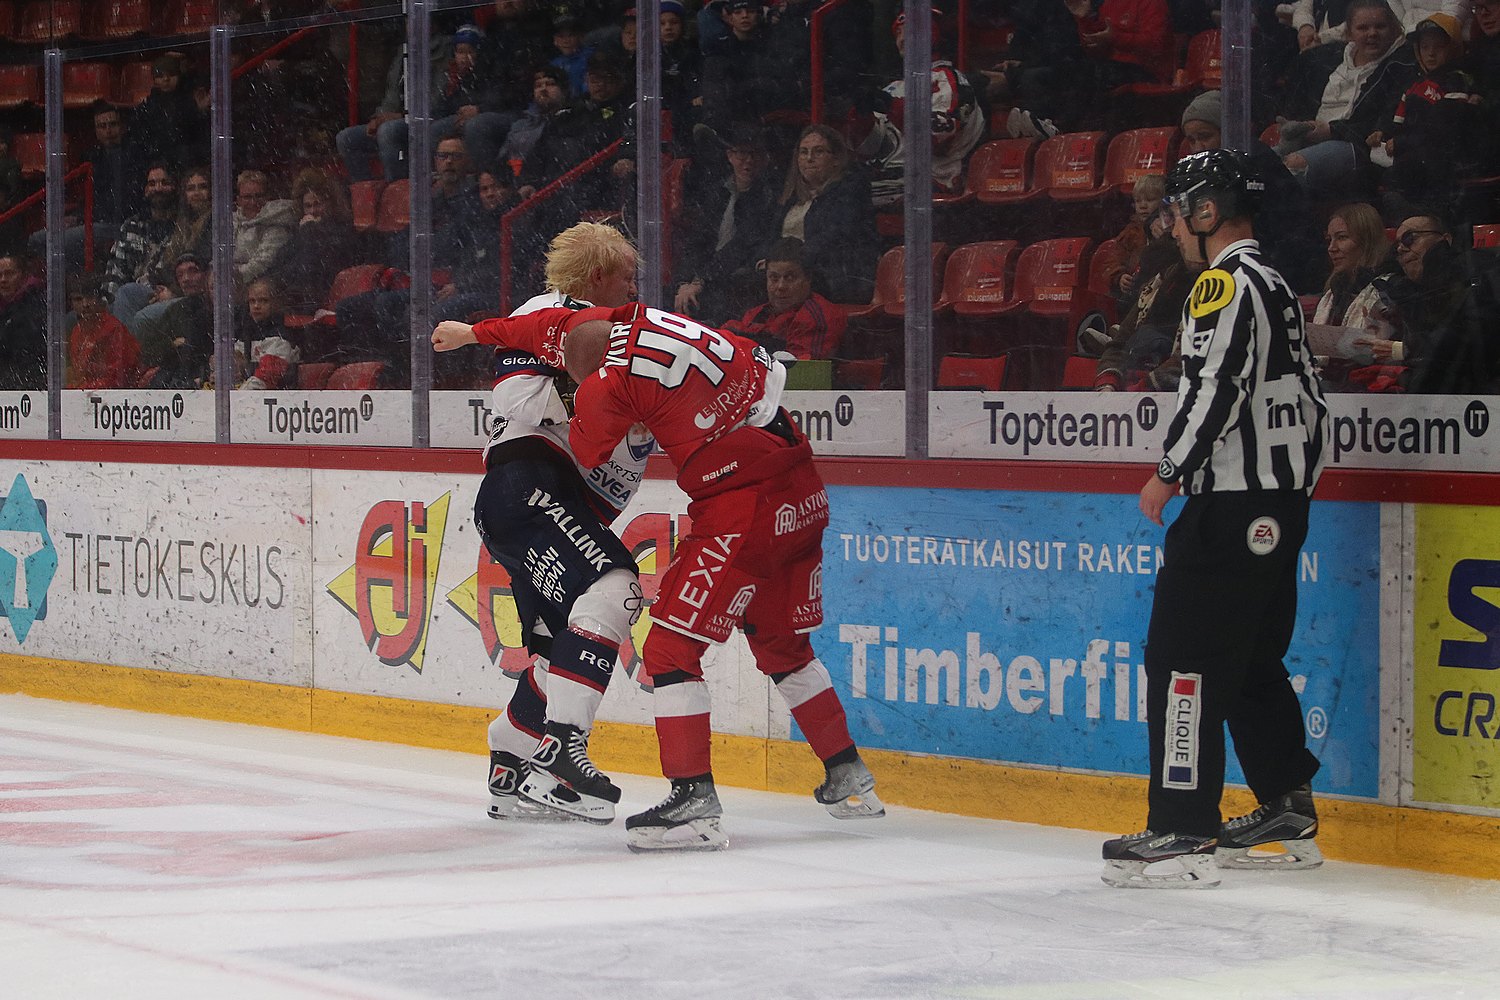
471, 303, 783, 470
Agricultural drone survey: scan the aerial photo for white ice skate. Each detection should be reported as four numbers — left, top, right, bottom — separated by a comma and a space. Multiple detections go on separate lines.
815, 755, 885, 819
625, 778, 729, 853
1101, 830, 1221, 889
517, 724, 621, 825
1215, 786, 1324, 871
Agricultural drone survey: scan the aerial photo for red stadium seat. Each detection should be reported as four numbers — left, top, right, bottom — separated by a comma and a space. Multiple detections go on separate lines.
284, 264, 386, 329
937, 240, 1021, 318
87, 0, 151, 39
63, 62, 114, 110
1040, 132, 1107, 200
0, 2, 15, 40
375, 179, 410, 232
1474, 224, 1500, 249
848, 244, 949, 319
967, 139, 1041, 206
13, 132, 45, 177
348, 180, 384, 231
17, 1, 80, 42
1087, 239, 1118, 298
1052, 127, 1180, 204
1022, 237, 1093, 319
833, 357, 885, 390
297, 362, 337, 389
0, 64, 39, 109
936, 353, 1008, 390
327, 361, 386, 391
1185, 29, 1223, 89
169, 0, 218, 34
1061, 354, 1099, 389
114, 61, 154, 107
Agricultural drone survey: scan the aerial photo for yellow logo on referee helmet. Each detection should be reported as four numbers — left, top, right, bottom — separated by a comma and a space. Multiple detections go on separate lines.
1189, 269, 1236, 318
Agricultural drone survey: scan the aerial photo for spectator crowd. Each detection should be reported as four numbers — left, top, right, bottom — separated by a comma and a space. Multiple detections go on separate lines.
0, 0, 1496, 396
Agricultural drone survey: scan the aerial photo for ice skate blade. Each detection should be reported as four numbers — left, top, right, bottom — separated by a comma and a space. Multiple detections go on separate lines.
626, 817, 729, 853
825, 788, 886, 819
488, 794, 592, 823
1102, 853, 1221, 889
518, 772, 616, 825
1215, 839, 1324, 870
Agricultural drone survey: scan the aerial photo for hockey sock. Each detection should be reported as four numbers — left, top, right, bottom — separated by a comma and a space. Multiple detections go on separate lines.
652, 671, 712, 779
546, 627, 619, 729
772, 659, 856, 762
487, 661, 548, 757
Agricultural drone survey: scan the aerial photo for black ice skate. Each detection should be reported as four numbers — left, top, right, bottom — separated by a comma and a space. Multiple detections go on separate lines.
488, 749, 583, 822
519, 722, 622, 824
1101, 830, 1220, 888
815, 754, 885, 819
625, 777, 728, 852
1216, 785, 1323, 870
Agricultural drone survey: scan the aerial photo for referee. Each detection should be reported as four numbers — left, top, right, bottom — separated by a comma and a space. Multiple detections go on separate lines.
1102, 149, 1330, 889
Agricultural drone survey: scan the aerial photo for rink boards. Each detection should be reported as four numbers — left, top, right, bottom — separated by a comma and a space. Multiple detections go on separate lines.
0, 447, 1497, 877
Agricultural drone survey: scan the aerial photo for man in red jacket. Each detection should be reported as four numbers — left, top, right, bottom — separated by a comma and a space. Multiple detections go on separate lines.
433, 303, 884, 852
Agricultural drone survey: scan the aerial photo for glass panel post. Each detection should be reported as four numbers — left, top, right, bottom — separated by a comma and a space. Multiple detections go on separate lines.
408, 0, 434, 447
43, 48, 63, 437
636, 1, 662, 308
903, 0, 933, 459
1222, 0, 1253, 151
211, 25, 234, 442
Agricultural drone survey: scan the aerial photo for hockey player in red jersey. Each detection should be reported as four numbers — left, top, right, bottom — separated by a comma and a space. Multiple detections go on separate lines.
433, 303, 883, 852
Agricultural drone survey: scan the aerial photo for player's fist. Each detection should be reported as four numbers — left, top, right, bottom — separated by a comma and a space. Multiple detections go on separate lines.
432, 321, 477, 352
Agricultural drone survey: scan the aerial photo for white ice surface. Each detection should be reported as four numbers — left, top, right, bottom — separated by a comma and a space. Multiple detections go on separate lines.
2, 694, 1498, 1000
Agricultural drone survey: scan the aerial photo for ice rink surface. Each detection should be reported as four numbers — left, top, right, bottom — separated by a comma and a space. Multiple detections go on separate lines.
3, 695, 1498, 1000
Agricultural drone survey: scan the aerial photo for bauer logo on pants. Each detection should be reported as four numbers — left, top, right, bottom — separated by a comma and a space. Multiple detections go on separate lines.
1164, 672, 1203, 790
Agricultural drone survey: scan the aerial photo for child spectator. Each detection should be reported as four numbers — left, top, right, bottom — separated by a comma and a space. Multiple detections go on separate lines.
1098, 174, 1165, 306
236, 278, 300, 390
725, 238, 847, 358
550, 15, 595, 96
1090, 208, 1198, 390
66, 275, 140, 390
1368, 13, 1482, 217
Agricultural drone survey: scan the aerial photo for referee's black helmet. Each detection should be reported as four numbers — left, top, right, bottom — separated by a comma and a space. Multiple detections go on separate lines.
1165, 148, 1264, 221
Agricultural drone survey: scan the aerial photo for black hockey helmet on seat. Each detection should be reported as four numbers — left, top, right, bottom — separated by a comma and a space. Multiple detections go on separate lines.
1165, 148, 1264, 222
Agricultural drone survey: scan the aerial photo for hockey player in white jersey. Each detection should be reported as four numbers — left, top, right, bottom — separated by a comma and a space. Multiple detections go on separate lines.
462, 223, 651, 823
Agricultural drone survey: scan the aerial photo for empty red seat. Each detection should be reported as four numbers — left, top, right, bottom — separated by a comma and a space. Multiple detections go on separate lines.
327, 361, 386, 391
1054, 127, 1180, 204
17, 1, 80, 42
1040, 132, 1107, 200
284, 264, 387, 329
375, 179, 410, 232
297, 362, 337, 389
348, 180, 384, 231
967, 139, 1041, 206
113, 61, 154, 107
848, 244, 948, 319
936, 354, 1007, 391
13, 132, 45, 176
1021, 237, 1093, 318
1061, 354, 1099, 389
0, 64, 39, 109
938, 241, 1021, 318
170, 0, 218, 33
0, 3, 15, 40
63, 62, 113, 110
1474, 224, 1500, 249
87, 0, 151, 39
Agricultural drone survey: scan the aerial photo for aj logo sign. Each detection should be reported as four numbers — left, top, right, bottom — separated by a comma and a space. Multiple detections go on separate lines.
0, 473, 56, 643
327, 493, 451, 672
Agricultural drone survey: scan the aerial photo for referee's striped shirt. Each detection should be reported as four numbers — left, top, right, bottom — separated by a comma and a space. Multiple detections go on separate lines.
1156, 239, 1329, 495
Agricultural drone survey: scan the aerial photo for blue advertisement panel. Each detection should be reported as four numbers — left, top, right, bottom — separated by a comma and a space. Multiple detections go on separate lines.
812, 487, 1381, 799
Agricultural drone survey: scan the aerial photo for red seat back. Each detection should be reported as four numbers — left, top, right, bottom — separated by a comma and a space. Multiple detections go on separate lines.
967, 139, 1037, 199
942, 241, 1019, 307
375, 179, 410, 232
18, 1, 79, 42
89, 0, 151, 39
14, 132, 45, 176
349, 180, 384, 231
834, 358, 885, 390
1061, 354, 1099, 389
1087, 239, 1118, 296
297, 362, 337, 389
1474, 224, 1500, 249
0, 2, 15, 40
172, 0, 218, 33
324, 264, 386, 308
1038, 132, 1106, 195
1103, 127, 1180, 189
63, 62, 113, 110
327, 361, 386, 391
0, 63, 39, 108
1013, 238, 1092, 307
114, 61, 154, 107
937, 354, 1007, 390
1185, 30, 1222, 88
867, 245, 905, 309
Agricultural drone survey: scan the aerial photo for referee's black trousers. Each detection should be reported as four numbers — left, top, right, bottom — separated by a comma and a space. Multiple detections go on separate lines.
1144, 490, 1322, 837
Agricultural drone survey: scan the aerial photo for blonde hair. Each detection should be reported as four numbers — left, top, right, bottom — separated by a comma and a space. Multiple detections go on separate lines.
544, 222, 637, 299
1325, 202, 1389, 285
1133, 174, 1166, 202
236, 169, 269, 193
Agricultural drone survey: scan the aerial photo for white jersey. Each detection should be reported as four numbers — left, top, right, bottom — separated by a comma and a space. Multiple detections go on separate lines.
484, 290, 654, 519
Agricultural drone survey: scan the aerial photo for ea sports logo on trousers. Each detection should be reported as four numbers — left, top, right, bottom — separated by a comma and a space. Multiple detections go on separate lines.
1247, 516, 1280, 556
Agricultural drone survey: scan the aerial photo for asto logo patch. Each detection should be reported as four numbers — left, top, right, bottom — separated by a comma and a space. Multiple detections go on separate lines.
0, 473, 57, 643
